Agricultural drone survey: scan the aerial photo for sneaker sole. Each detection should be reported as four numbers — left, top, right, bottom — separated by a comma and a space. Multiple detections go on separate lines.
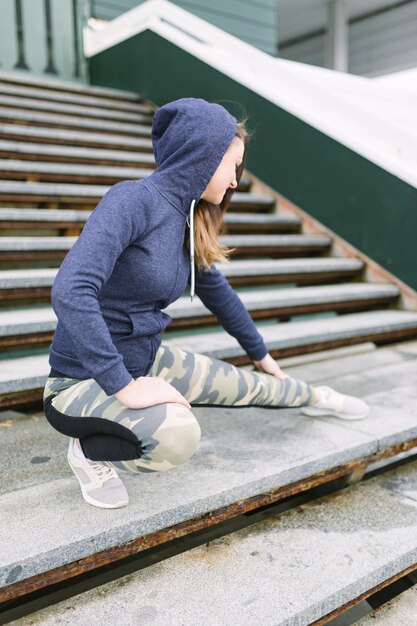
67, 455, 129, 509
301, 406, 369, 421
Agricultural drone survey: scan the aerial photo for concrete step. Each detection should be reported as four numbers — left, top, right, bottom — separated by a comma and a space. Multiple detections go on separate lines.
0, 259, 365, 305
0, 71, 142, 102
1, 343, 417, 616
0, 183, 275, 211
0, 123, 154, 150
10, 458, 417, 625
0, 311, 416, 403
0, 160, 153, 184
0, 82, 154, 114
0, 208, 298, 234
0, 140, 156, 166
0, 107, 152, 136
0, 94, 153, 124
0, 234, 330, 266
165, 309, 417, 360
356, 582, 417, 625
0, 284, 400, 348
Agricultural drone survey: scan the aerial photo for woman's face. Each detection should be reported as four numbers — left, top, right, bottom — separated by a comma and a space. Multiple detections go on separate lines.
201, 137, 244, 204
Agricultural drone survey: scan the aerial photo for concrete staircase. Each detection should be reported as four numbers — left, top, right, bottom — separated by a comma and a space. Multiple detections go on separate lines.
1, 71, 417, 624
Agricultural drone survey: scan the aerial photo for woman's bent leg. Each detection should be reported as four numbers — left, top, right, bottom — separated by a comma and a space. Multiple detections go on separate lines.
43, 377, 201, 474
148, 344, 316, 408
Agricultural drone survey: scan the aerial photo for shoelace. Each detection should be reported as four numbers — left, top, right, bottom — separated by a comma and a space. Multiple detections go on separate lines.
88, 462, 119, 483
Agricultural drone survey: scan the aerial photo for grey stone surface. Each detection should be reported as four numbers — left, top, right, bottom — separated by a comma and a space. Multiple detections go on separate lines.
0, 140, 156, 163
0, 94, 151, 123
1, 312, 417, 393
0, 268, 56, 288
224, 213, 300, 225
0, 82, 152, 113
10, 459, 417, 625
0, 208, 288, 226
0, 258, 364, 291
0, 123, 154, 148
0, 354, 49, 392
167, 283, 399, 318
0, 208, 92, 222
1, 344, 417, 590
0, 284, 399, 337
216, 257, 364, 276
0, 70, 141, 100
356, 584, 417, 625
165, 310, 417, 358
221, 234, 330, 246
0, 236, 77, 250
0, 106, 151, 135
0, 161, 151, 180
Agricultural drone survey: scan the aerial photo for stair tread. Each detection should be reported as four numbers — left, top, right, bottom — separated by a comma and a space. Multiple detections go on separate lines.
0, 310, 415, 388
0, 160, 153, 179
165, 310, 417, 358
0, 284, 400, 334
0, 83, 153, 113
0, 70, 141, 100
0, 140, 156, 163
1, 345, 417, 601
0, 208, 293, 225
11, 459, 417, 625
0, 258, 363, 288
0, 107, 152, 135
0, 181, 273, 205
0, 123, 153, 147
0, 94, 153, 123
13, 458, 417, 625
0, 233, 330, 250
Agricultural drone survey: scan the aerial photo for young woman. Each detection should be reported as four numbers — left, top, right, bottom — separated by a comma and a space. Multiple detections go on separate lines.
43, 97, 369, 509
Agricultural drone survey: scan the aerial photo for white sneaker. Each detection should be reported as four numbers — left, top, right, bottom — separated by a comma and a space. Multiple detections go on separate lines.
67, 437, 129, 508
301, 385, 370, 420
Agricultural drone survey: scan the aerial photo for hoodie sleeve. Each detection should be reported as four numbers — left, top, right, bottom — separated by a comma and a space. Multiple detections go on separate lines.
192, 264, 269, 361
50, 182, 144, 396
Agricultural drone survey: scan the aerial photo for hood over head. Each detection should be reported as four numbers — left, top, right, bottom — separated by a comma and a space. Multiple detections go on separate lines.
149, 97, 238, 217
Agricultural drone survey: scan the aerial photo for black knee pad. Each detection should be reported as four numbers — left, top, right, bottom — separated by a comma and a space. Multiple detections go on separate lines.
43, 394, 141, 444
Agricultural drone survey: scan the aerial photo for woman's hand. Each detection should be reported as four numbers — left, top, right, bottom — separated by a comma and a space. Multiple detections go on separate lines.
252, 353, 289, 380
115, 377, 192, 410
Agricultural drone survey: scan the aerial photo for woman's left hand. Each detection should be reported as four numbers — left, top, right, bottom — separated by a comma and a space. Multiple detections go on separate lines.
252, 353, 289, 380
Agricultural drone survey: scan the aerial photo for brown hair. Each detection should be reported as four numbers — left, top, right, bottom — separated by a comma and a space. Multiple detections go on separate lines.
185, 120, 250, 272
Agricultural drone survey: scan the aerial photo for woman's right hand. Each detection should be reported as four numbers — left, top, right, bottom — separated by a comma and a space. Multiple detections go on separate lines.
115, 376, 192, 410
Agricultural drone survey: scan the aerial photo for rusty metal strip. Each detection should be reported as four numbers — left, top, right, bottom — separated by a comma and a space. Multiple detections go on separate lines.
2, 437, 417, 606
311, 561, 417, 625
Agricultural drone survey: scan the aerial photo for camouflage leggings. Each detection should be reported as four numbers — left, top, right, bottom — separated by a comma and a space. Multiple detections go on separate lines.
43, 343, 316, 475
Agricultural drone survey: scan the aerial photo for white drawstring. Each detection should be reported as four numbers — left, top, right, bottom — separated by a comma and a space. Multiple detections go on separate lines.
186, 199, 196, 302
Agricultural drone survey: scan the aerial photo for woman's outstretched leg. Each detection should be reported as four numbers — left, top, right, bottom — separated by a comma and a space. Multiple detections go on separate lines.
147, 344, 316, 408
148, 344, 369, 420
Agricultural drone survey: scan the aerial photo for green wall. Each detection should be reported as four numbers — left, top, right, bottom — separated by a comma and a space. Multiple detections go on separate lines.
89, 30, 417, 290
91, 0, 278, 56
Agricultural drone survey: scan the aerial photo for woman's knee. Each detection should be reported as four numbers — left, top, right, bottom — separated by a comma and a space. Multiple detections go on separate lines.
153, 403, 201, 468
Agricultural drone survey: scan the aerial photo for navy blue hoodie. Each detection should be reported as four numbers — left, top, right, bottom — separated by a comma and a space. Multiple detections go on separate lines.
49, 97, 268, 395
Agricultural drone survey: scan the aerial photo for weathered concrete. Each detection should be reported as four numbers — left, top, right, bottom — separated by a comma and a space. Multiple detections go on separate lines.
0, 140, 156, 163
1, 343, 417, 591
0, 94, 152, 123
0, 284, 399, 336
9, 455, 417, 625
0, 123, 154, 148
